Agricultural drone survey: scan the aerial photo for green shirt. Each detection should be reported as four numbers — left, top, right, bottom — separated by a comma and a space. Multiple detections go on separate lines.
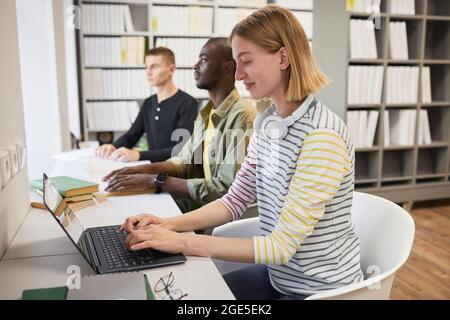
167, 88, 256, 207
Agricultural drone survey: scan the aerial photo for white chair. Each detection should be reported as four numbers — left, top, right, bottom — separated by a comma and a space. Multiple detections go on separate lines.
212, 192, 415, 300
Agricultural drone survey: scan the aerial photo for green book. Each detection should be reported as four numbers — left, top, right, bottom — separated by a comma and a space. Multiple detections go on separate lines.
22, 286, 68, 300
21, 276, 154, 300
30, 176, 99, 197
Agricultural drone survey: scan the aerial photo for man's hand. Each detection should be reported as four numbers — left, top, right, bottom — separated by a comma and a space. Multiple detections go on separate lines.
124, 225, 187, 253
103, 164, 153, 182
105, 173, 155, 193
109, 147, 140, 162
96, 144, 116, 159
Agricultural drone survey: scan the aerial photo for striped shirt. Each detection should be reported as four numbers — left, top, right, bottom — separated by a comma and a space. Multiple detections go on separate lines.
220, 96, 364, 295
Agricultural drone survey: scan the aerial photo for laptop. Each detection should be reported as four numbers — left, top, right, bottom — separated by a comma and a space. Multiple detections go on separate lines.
42, 173, 186, 274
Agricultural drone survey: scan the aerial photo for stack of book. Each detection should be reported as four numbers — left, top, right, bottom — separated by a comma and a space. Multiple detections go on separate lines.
347, 66, 384, 105
83, 69, 151, 99
389, 21, 409, 60
172, 69, 208, 98
275, 0, 313, 10
386, 66, 420, 104
384, 109, 417, 147
390, 0, 416, 15
347, 110, 379, 148
30, 176, 107, 212
86, 101, 140, 132
154, 37, 205, 66
347, 0, 381, 13
152, 6, 213, 35
421, 66, 432, 103
350, 19, 378, 60
215, 8, 256, 36
84, 37, 146, 66
418, 110, 432, 145
82, 4, 135, 34
218, 0, 266, 6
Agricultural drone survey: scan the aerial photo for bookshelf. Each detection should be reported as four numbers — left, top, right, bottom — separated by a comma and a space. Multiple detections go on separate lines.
314, 0, 450, 205
75, 0, 314, 143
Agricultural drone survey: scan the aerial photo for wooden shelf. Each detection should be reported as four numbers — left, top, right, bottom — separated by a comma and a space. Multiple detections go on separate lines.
83, 32, 150, 37
82, 0, 149, 4
349, 59, 384, 64
387, 59, 421, 64
416, 173, 447, 179
78, 0, 283, 143
418, 141, 449, 149
153, 33, 214, 38
389, 14, 424, 20
427, 15, 450, 21
85, 97, 147, 101
421, 101, 450, 107
153, 1, 215, 7
355, 147, 381, 152
347, 104, 381, 109
424, 59, 450, 65
314, 0, 450, 203
349, 12, 387, 18
383, 145, 415, 151
84, 65, 145, 69
381, 176, 413, 182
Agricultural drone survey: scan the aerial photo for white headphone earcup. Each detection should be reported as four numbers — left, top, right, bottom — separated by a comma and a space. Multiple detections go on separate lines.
262, 115, 287, 140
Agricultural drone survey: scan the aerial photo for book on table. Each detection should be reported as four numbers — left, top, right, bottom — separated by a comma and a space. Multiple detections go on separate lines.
30, 176, 99, 197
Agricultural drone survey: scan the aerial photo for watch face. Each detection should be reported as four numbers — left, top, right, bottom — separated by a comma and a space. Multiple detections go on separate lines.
156, 173, 167, 184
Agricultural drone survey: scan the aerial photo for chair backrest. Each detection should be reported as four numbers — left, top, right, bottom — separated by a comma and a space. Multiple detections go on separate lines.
306, 192, 415, 299
213, 192, 415, 299
351, 192, 415, 279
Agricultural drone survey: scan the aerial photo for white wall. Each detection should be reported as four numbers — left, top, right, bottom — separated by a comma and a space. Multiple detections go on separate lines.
64, 0, 81, 140
0, 0, 30, 258
16, 0, 71, 180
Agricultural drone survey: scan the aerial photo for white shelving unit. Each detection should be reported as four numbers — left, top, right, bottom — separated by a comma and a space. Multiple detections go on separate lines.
313, 0, 450, 204
75, 0, 314, 143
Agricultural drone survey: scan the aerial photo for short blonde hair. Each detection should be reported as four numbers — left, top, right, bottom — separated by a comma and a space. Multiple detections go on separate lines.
146, 47, 175, 65
230, 4, 329, 101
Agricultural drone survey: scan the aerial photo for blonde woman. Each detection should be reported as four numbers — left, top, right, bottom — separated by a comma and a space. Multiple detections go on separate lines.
120, 5, 364, 300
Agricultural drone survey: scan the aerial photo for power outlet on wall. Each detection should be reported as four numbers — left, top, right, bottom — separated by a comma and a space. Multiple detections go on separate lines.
16, 141, 26, 170
6, 145, 20, 176
0, 150, 12, 187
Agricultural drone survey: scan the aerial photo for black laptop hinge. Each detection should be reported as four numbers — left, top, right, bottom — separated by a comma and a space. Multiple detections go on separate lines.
85, 231, 101, 268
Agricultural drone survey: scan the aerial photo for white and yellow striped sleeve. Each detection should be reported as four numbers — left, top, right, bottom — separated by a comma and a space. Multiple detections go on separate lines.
253, 128, 352, 265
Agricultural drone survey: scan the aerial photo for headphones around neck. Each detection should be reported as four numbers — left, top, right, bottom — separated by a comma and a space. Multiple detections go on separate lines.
256, 97, 317, 140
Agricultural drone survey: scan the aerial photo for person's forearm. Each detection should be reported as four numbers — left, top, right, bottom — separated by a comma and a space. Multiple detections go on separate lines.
161, 177, 191, 199
182, 234, 254, 263
138, 147, 173, 162
147, 161, 179, 176
165, 200, 233, 232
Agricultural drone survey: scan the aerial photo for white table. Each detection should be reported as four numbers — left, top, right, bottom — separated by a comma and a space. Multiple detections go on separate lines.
0, 153, 234, 300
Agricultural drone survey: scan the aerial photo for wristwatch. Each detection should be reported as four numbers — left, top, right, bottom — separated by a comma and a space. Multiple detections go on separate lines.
154, 172, 168, 194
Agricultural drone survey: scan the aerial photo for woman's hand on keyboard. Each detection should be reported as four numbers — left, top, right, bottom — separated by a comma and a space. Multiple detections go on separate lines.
120, 214, 164, 233
125, 225, 187, 254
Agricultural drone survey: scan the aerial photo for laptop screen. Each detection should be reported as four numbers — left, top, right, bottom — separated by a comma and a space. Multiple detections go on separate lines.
43, 174, 85, 243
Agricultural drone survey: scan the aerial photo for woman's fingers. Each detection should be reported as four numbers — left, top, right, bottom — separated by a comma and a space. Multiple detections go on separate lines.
122, 215, 141, 233
130, 240, 156, 251
121, 214, 160, 233
125, 228, 151, 247
136, 215, 159, 228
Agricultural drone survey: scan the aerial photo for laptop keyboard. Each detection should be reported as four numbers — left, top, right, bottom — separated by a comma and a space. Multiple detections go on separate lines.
95, 226, 154, 270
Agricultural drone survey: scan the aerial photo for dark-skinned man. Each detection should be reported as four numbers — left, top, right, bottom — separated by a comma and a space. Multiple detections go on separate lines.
103, 37, 256, 217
